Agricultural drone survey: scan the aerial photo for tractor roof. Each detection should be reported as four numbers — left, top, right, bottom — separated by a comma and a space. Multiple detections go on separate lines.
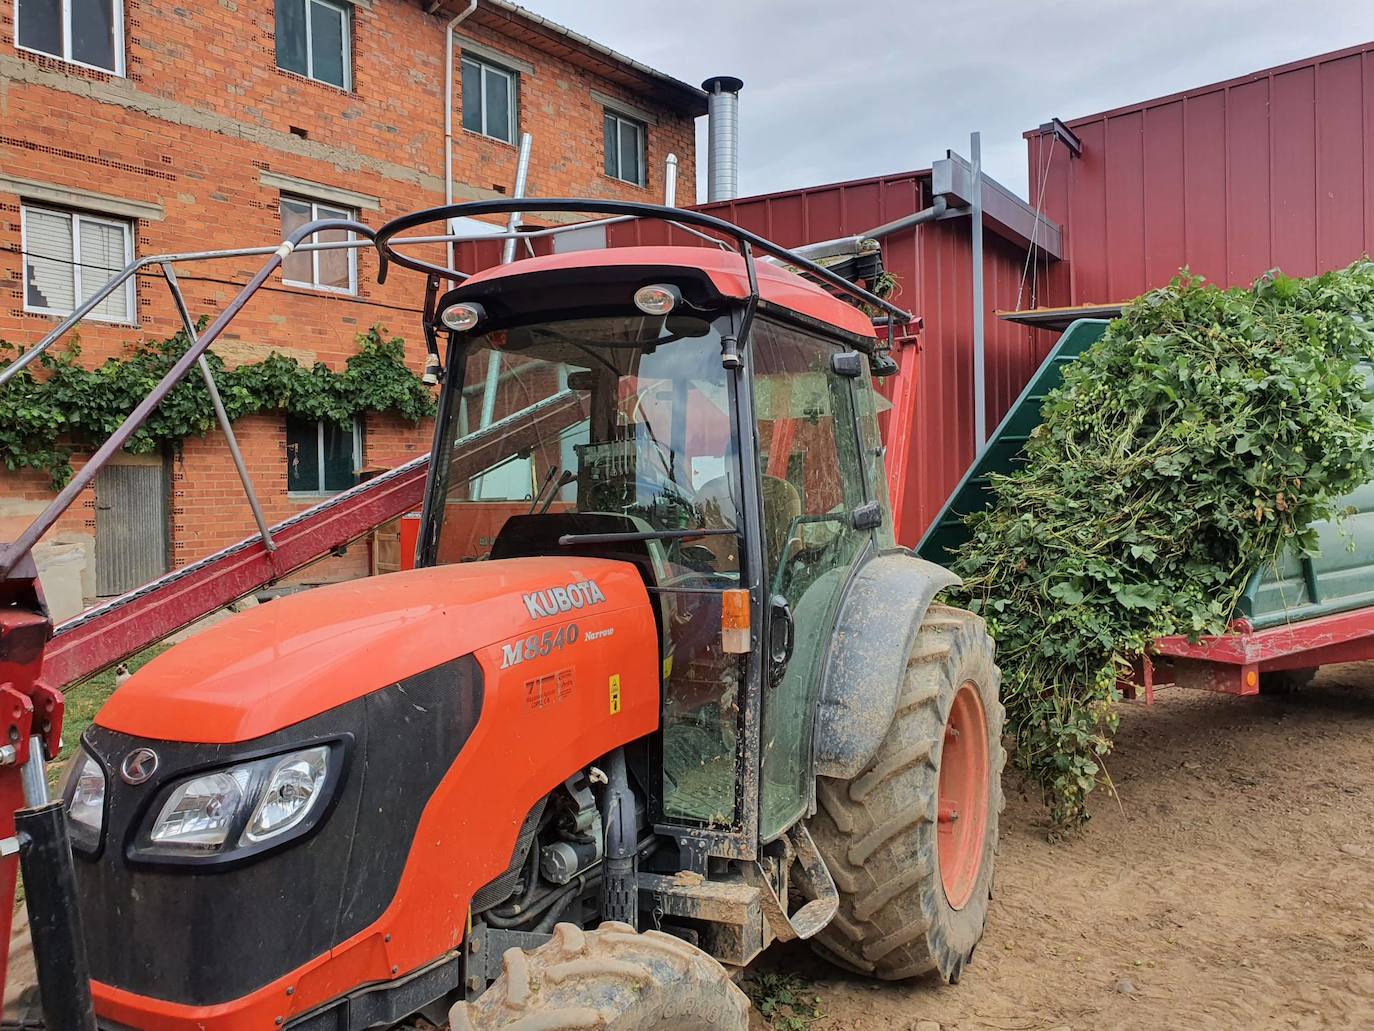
458, 246, 877, 339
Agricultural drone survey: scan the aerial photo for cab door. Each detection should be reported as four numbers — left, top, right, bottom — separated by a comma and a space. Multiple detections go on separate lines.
749, 318, 873, 841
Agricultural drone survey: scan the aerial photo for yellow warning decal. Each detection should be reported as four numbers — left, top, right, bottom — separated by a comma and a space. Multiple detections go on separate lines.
609, 674, 622, 714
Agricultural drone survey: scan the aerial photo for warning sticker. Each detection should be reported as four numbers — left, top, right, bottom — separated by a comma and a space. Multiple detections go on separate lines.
609, 674, 622, 714
525, 668, 575, 710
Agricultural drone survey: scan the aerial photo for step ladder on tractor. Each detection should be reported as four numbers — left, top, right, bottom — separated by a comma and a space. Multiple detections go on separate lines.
0, 197, 1004, 1031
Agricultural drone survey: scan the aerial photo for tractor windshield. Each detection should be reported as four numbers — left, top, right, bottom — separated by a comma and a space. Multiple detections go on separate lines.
428, 313, 740, 570
427, 311, 747, 828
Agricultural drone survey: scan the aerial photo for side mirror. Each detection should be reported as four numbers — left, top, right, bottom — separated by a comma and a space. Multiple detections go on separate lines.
870, 352, 899, 377
830, 351, 862, 377
851, 501, 883, 531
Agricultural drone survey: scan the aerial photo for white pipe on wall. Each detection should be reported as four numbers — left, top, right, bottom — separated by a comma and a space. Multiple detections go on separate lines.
444, 0, 479, 278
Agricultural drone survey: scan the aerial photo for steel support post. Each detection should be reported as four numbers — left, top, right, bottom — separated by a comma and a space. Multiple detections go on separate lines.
161, 263, 277, 553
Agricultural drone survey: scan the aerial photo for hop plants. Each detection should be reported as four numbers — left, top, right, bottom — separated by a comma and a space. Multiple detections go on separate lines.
955, 263, 1374, 827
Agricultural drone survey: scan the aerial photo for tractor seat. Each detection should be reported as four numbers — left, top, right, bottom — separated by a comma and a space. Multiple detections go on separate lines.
695, 475, 801, 573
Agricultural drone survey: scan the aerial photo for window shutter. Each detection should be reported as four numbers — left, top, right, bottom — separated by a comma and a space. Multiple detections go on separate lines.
24, 209, 76, 313
78, 218, 129, 321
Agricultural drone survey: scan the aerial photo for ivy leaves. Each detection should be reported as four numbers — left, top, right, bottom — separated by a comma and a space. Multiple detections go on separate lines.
0, 325, 435, 488
954, 263, 1374, 829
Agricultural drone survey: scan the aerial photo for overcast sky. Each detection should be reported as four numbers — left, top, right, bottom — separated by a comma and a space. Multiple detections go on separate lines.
530, 0, 1372, 203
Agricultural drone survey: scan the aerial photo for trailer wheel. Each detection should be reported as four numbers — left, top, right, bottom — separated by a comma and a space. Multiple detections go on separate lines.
808, 605, 1004, 983
449, 922, 750, 1030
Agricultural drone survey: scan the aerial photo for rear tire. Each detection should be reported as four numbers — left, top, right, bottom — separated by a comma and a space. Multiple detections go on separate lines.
808, 604, 1004, 983
449, 922, 750, 1030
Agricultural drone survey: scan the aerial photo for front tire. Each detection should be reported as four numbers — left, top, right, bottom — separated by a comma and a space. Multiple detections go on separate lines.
450, 922, 750, 1030
808, 604, 1004, 983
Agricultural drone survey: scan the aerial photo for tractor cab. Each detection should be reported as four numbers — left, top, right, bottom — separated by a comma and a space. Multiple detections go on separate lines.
418, 244, 895, 846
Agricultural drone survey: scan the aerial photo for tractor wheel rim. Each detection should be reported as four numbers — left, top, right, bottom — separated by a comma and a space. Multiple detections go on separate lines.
937, 680, 990, 911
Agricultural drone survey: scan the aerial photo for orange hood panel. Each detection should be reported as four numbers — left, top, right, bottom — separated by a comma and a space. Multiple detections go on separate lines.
96, 557, 651, 743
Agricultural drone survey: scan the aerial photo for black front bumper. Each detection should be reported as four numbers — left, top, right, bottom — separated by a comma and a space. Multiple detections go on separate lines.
73, 656, 482, 1007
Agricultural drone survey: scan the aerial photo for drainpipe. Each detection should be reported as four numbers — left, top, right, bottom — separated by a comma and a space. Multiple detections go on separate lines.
701, 76, 743, 202
444, 0, 479, 277
663, 153, 678, 206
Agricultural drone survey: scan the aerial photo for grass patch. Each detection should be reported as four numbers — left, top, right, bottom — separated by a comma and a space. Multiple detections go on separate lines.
744, 971, 823, 1030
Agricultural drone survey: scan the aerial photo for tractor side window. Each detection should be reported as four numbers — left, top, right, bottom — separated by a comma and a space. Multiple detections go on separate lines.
434, 348, 588, 563
751, 319, 871, 841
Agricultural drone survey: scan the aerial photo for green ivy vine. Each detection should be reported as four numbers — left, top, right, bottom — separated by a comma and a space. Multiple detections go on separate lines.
0, 324, 436, 488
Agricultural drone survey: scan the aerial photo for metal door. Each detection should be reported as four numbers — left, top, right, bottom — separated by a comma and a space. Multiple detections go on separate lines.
95, 462, 170, 596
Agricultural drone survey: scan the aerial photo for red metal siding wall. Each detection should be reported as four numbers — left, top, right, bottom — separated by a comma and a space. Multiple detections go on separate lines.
693, 174, 1047, 546
1030, 41, 1374, 305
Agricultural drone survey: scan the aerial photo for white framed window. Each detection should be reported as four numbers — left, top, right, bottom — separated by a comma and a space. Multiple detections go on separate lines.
275, 0, 350, 90
603, 109, 646, 187
279, 194, 357, 294
16, 0, 124, 75
286, 415, 363, 494
461, 56, 518, 143
21, 205, 135, 323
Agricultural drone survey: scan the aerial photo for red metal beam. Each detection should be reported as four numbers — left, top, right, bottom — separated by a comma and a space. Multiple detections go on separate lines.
41, 389, 590, 690
41, 456, 430, 690
1152, 606, 1374, 666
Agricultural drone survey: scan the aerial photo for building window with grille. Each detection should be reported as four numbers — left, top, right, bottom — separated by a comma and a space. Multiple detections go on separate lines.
603, 109, 646, 186
461, 56, 518, 143
279, 195, 356, 293
287, 416, 362, 494
275, 0, 350, 90
16, 0, 124, 74
22, 205, 135, 323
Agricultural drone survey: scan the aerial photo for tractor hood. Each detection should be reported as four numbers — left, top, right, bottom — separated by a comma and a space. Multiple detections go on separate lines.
96, 556, 648, 743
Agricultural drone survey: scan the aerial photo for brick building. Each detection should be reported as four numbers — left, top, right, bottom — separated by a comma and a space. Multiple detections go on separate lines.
0, 0, 706, 616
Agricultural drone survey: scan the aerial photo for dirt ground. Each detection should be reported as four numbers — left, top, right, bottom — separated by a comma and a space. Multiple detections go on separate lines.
757, 662, 1374, 1031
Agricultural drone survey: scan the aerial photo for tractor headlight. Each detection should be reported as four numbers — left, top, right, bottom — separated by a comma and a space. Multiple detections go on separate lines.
61, 748, 107, 855
135, 744, 339, 864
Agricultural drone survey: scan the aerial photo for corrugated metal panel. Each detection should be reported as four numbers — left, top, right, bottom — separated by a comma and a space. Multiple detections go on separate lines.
95, 463, 169, 596
1030, 41, 1374, 304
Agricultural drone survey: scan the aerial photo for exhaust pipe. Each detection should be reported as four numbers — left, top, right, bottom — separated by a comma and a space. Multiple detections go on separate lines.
702, 76, 743, 202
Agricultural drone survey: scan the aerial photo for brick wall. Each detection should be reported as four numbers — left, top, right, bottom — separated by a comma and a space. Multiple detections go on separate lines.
0, 0, 700, 609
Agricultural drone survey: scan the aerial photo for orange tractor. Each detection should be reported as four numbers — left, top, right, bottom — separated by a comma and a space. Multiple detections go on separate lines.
2, 201, 1003, 1029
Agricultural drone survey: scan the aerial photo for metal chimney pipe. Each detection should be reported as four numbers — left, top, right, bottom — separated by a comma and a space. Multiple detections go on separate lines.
702, 76, 743, 202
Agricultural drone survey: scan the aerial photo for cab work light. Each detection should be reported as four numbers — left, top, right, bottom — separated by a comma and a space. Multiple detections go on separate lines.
440, 301, 485, 331
633, 284, 679, 316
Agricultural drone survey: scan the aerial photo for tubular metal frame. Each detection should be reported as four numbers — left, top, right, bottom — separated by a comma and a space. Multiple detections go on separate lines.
1, 201, 913, 577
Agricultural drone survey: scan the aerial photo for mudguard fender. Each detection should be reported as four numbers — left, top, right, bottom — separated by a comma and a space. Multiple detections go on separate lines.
813, 551, 960, 779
